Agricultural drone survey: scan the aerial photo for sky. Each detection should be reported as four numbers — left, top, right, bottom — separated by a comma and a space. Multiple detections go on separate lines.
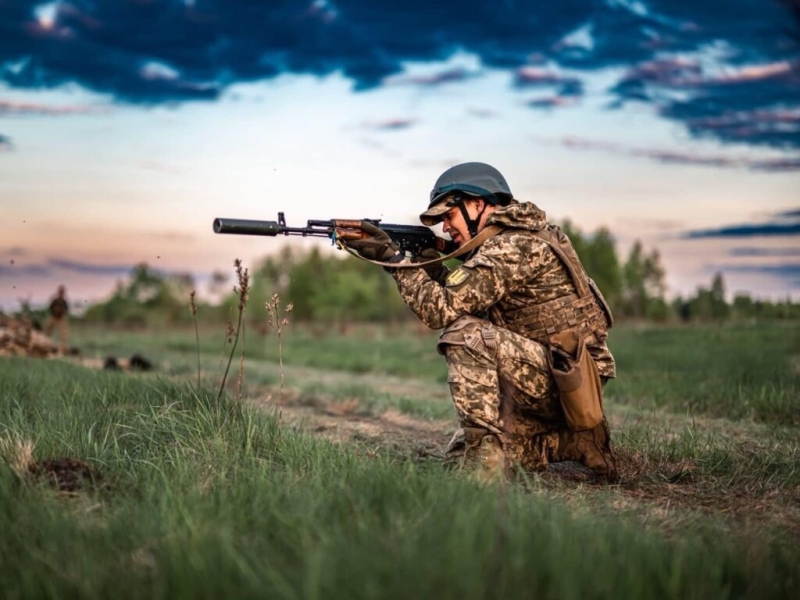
1, 0, 799, 313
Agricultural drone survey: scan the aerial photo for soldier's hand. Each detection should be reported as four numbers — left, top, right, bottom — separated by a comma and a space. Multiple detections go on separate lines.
347, 221, 400, 262
413, 247, 449, 283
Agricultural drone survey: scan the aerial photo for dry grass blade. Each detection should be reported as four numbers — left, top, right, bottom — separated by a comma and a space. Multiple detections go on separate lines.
0, 431, 35, 479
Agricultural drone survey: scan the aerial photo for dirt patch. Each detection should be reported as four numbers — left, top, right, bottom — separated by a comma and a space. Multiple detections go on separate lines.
260, 396, 454, 459
28, 458, 103, 494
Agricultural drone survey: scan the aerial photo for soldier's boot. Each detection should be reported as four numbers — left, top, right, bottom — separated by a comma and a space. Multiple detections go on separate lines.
470, 433, 507, 484
557, 420, 619, 483
444, 427, 508, 483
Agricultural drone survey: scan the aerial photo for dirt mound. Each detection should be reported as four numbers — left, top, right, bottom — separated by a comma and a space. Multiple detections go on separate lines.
28, 458, 103, 493
0, 313, 75, 358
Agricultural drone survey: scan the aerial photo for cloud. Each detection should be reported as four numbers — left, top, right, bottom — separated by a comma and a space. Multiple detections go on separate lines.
730, 247, 800, 257
0, 99, 104, 115
720, 263, 800, 286
543, 135, 800, 171
1, 258, 140, 278
2, 246, 28, 257
686, 223, 800, 239
383, 67, 479, 87
466, 106, 498, 119
367, 118, 416, 131
0, 262, 49, 276
684, 209, 800, 238
47, 258, 140, 277
1, 1, 798, 149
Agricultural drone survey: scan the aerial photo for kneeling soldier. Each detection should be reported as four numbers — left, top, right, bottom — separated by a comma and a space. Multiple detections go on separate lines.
348, 162, 618, 482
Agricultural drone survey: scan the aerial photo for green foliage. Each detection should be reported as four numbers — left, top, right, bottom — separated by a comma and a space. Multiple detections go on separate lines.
68, 232, 800, 328
223, 245, 412, 324
82, 263, 199, 328
560, 221, 668, 320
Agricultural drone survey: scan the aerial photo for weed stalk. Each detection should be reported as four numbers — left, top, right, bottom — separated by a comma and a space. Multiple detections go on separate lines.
189, 290, 201, 393
217, 259, 250, 409
265, 293, 293, 420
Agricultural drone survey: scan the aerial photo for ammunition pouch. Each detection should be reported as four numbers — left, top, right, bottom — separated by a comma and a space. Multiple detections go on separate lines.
548, 330, 604, 431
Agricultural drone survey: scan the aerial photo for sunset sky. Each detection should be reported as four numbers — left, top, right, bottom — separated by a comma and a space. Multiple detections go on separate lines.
1, 0, 799, 312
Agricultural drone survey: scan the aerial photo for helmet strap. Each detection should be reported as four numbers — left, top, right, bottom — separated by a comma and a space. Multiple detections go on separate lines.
457, 200, 487, 239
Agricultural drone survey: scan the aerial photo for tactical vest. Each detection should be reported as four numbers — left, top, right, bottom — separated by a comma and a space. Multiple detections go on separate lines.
498, 224, 614, 342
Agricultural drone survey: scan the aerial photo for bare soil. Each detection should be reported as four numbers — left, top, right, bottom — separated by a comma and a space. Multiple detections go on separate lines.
28, 458, 103, 494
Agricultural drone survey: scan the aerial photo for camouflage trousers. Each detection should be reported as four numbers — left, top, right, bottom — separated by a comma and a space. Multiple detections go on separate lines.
44, 316, 69, 348
438, 315, 617, 479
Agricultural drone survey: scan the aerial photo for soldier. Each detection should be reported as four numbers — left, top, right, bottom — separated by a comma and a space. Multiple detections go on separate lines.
348, 162, 618, 482
44, 285, 69, 349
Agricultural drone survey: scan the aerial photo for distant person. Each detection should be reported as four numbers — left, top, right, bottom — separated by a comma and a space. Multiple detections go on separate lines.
44, 285, 69, 348
347, 162, 618, 482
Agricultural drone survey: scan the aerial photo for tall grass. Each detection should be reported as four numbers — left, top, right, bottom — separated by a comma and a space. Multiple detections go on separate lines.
1, 355, 798, 599
73, 320, 800, 425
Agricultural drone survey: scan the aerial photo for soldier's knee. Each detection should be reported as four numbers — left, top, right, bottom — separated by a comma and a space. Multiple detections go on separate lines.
437, 316, 487, 356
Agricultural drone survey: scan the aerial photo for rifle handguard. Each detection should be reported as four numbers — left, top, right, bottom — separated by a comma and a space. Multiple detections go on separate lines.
344, 225, 503, 269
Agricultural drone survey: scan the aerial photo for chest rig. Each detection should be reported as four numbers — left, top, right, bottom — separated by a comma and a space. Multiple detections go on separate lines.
497, 224, 614, 343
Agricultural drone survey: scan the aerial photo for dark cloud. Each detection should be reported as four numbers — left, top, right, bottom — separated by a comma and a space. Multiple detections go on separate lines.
730, 247, 800, 257
685, 223, 800, 239
544, 136, 800, 171
48, 258, 138, 276
0, 263, 48, 276
720, 263, 800, 286
685, 207, 800, 239
1, 258, 145, 277
1, 1, 799, 148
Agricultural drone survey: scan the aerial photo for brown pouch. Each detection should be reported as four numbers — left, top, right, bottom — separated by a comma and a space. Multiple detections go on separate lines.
549, 331, 603, 431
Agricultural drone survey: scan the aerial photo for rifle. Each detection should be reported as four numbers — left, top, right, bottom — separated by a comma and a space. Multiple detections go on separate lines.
213, 212, 457, 257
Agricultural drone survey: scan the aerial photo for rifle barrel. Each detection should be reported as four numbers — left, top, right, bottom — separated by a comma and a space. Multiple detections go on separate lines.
213, 218, 285, 235
213, 218, 333, 237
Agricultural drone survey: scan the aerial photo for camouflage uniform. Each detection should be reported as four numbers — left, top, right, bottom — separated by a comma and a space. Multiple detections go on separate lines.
44, 293, 69, 348
391, 201, 617, 479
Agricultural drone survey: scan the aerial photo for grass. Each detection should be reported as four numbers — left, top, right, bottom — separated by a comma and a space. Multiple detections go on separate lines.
606, 322, 800, 424
2, 320, 799, 598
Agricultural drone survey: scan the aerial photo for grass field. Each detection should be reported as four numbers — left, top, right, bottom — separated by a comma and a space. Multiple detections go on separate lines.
1, 319, 799, 599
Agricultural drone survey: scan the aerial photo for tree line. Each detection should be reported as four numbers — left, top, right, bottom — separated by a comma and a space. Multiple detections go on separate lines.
70, 224, 799, 327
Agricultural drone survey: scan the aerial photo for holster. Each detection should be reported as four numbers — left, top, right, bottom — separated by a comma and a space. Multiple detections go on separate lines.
548, 330, 604, 431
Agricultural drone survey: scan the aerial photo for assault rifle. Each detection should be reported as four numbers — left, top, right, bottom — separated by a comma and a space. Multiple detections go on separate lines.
213, 212, 456, 257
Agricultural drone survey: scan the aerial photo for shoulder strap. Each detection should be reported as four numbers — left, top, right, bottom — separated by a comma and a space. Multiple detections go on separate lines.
531, 226, 590, 297
531, 225, 615, 327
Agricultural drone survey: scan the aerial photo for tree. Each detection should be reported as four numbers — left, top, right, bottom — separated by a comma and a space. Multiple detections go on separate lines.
709, 272, 730, 320
620, 241, 667, 319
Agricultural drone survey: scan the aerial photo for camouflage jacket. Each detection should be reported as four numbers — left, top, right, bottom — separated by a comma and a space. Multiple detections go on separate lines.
392, 201, 616, 378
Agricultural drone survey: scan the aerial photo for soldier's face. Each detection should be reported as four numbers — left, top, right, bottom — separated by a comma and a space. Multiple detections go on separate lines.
442, 199, 484, 246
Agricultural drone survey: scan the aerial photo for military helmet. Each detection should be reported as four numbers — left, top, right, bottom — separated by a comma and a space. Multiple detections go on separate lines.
420, 162, 513, 225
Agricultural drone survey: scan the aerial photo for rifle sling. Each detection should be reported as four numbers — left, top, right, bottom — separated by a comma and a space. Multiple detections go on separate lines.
343, 225, 503, 269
